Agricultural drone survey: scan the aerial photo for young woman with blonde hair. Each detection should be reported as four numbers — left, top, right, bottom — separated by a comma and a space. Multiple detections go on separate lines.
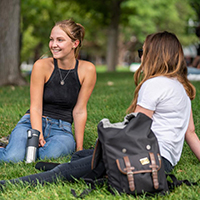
0, 19, 96, 162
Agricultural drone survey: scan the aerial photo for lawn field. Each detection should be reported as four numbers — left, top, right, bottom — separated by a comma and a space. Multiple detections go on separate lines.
0, 70, 200, 199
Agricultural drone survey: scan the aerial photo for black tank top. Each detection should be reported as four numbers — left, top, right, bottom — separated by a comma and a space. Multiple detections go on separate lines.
27, 58, 81, 123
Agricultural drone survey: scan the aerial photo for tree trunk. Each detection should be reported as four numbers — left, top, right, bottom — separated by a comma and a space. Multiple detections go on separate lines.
106, 0, 122, 71
0, 0, 27, 86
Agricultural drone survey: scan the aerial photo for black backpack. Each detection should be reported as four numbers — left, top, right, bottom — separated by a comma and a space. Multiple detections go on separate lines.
71, 112, 197, 197
92, 112, 169, 195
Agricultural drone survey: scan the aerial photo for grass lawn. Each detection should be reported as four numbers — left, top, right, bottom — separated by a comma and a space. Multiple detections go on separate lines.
0, 68, 200, 199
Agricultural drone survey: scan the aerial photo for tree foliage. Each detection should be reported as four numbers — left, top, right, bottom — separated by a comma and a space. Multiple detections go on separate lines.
20, 0, 199, 67
121, 0, 198, 45
20, 0, 108, 62
189, 0, 200, 21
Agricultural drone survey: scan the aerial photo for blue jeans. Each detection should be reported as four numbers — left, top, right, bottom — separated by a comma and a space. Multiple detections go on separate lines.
0, 114, 75, 162
187, 67, 200, 74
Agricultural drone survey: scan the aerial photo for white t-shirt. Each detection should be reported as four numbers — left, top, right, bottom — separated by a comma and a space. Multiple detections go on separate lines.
137, 76, 191, 166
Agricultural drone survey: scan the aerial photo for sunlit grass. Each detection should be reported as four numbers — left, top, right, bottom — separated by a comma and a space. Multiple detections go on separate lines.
95, 65, 130, 73
0, 71, 200, 199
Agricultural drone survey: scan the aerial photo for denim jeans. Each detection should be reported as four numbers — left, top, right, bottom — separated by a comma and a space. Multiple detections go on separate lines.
0, 114, 75, 162
187, 67, 200, 74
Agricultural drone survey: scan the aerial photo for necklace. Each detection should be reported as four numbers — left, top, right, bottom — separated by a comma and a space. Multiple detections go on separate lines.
58, 68, 71, 85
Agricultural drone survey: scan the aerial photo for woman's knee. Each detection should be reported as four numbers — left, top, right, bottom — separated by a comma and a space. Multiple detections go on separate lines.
0, 123, 29, 162
71, 149, 94, 162
1, 147, 26, 163
10, 115, 31, 142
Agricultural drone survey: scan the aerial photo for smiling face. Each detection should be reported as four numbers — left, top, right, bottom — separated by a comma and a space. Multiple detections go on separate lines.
49, 26, 76, 60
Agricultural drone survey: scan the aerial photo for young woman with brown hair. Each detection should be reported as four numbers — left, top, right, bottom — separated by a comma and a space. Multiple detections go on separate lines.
128, 31, 200, 172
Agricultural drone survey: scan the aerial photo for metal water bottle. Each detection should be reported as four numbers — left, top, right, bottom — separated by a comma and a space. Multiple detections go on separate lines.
25, 129, 40, 163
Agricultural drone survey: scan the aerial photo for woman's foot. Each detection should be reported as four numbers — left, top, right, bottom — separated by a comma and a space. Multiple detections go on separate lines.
0, 141, 7, 148
0, 135, 9, 144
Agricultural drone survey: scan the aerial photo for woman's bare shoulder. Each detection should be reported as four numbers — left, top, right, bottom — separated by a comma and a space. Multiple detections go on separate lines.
34, 57, 53, 67
78, 59, 96, 72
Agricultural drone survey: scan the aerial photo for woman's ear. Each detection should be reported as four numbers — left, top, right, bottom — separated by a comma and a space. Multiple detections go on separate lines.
73, 40, 80, 48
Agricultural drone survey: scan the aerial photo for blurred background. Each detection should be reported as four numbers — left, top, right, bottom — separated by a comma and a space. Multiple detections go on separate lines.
0, 0, 200, 85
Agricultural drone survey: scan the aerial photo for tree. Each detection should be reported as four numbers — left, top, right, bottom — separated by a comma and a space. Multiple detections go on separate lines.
0, 0, 26, 86
118, 0, 199, 64
21, 0, 125, 71
190, 0, 200, 21
49, 0, 125, 71
106, 0, 123, 71
20, 0, 199, 72
74, 0, 125, 71
20, 0, 92, 62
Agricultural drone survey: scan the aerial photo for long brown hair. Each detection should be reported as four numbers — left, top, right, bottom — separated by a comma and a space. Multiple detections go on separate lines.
127, 31, 196, 113
55, 19, 85, 58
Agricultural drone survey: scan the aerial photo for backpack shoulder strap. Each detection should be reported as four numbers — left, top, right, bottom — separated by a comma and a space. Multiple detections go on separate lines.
166, 174, 199, 190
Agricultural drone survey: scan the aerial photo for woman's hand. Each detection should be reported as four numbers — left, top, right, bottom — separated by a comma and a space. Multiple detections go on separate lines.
38, 133, 46, 147
76, 146, 83, 151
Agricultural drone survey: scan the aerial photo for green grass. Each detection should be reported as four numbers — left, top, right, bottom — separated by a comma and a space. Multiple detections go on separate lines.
95, 65, 130, 73
0, 70, 200, 199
